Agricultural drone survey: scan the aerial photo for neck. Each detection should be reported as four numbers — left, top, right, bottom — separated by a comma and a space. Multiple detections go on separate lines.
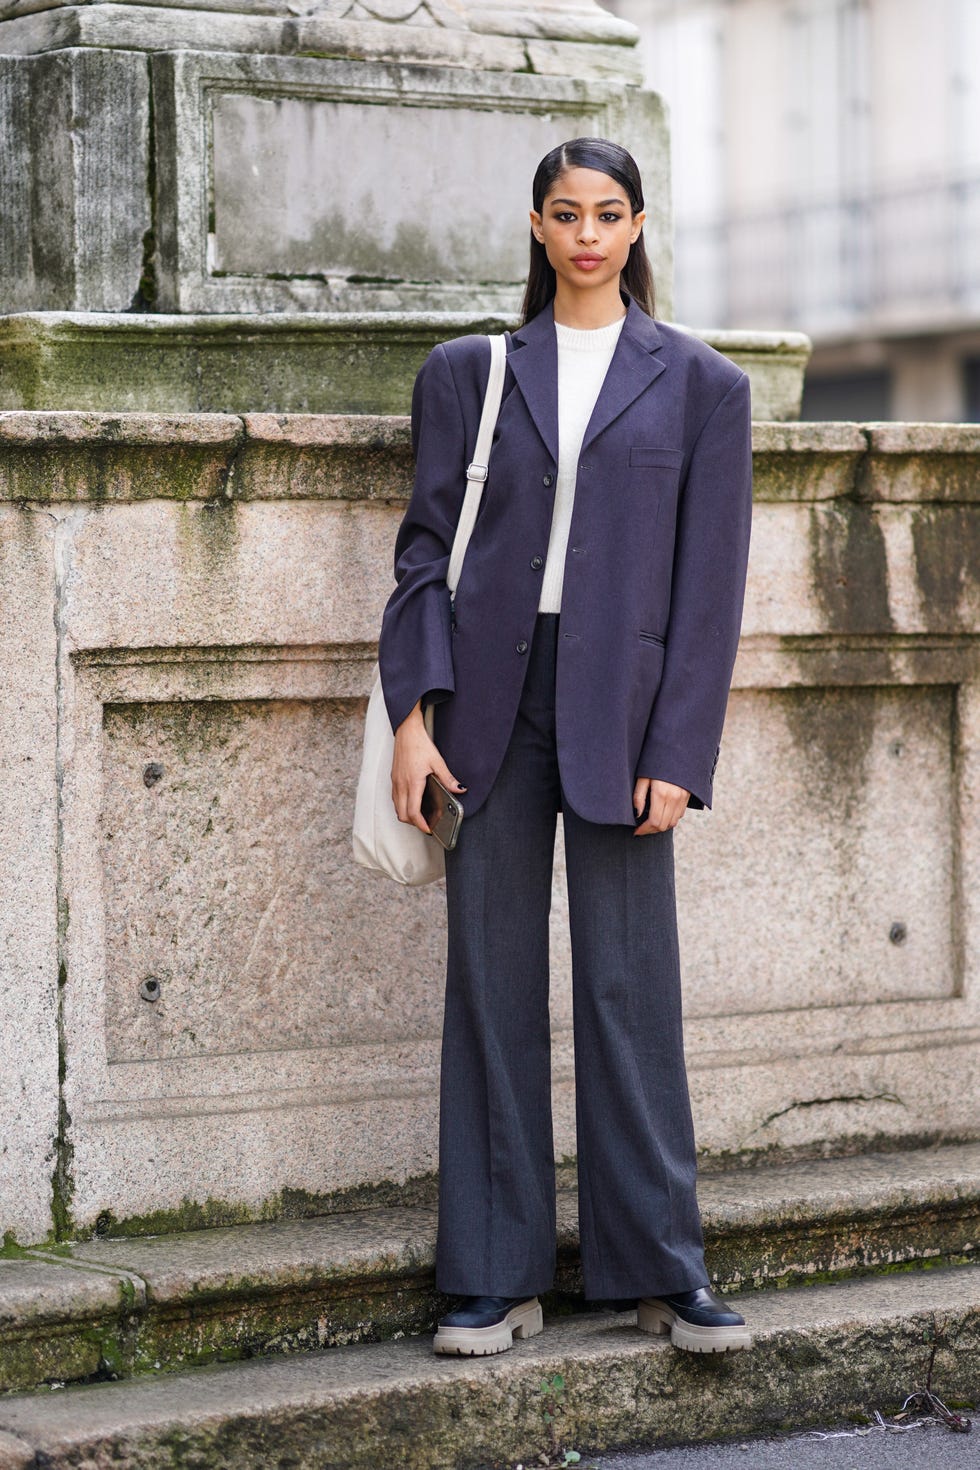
551, 280, 627, 331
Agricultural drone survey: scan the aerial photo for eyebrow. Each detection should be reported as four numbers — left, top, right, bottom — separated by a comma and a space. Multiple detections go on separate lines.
548, 197, 626, 208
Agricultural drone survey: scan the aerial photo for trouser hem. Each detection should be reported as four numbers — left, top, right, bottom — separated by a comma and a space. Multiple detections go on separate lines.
436, 1278, 554, 1299
583, 1268, 708, 1302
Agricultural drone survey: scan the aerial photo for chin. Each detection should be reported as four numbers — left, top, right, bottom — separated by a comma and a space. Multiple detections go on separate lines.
564, 269, 613, 287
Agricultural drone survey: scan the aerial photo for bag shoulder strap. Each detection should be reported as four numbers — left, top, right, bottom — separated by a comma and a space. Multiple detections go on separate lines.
446, 334, 507, 597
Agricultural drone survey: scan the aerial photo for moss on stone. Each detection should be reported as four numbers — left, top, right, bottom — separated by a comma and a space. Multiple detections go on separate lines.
79, 1171, 439, 1242
910, 504, 980, 627
0, 1235, 32, 1260
808, 500, 892, 635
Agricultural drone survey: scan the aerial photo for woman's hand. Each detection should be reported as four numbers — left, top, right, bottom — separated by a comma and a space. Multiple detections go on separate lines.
632, 777, 689, 835
391, 700, 466, 833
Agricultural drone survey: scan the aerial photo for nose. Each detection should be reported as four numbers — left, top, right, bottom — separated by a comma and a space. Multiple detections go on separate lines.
577, 215, 599, 246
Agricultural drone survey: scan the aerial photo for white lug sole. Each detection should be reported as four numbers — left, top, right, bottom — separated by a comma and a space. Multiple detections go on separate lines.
637, 1297, 752, 1353
433, 1298, 544, 1357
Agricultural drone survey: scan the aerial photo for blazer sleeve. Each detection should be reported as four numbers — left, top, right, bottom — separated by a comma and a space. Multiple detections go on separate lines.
377, 341, 468, 734
636, 370, 753, 809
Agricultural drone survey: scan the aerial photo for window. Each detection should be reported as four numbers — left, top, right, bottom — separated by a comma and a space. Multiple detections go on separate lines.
964, 358, 980, 422
801, 369, 892, 421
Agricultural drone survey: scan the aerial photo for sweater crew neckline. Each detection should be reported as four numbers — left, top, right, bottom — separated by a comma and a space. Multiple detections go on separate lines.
554, 315, 627, 352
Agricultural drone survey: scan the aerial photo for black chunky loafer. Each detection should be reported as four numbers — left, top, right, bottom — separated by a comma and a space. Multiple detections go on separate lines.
432, 1295, 543, 1356
637, 1284, 751, 1353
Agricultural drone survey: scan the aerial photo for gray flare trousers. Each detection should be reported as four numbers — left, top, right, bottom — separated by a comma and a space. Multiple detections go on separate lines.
437, 612, 708, 1301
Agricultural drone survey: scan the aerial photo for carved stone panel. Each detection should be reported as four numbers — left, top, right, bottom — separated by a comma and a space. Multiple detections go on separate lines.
210, 92, 552, 284
101, 694, 446, 1062
154, 51, 671, 314
677, 683, 957, 1016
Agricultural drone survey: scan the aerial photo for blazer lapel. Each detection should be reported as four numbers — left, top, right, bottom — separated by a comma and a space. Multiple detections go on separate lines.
506, 302, 559, 466
581, 297, 667, 452
507, 295, 667, 463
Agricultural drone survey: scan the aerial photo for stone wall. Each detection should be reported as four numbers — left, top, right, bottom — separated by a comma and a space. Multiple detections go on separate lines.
2, 413, 979, 1245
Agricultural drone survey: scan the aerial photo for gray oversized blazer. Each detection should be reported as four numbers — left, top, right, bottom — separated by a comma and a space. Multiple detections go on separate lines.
378, 292, 753, 825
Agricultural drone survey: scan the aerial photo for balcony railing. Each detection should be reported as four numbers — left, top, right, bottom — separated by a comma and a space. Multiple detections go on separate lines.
675, 174, 980, 338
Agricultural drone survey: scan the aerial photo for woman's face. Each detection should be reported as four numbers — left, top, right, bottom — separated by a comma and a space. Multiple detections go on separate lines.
530, 166, 645, 298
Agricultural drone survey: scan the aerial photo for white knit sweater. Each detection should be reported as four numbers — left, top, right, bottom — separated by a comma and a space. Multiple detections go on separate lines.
538, 313, 626, 613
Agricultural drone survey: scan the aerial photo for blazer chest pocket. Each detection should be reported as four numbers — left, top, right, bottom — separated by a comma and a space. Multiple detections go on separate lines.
629, 446, 684, 470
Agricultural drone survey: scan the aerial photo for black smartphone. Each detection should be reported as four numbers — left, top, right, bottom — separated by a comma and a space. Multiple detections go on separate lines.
421, 773, 464, 851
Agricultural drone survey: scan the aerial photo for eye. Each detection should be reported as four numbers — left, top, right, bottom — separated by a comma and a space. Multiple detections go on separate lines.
553, 212, 576, 223
600, 212, 623, 222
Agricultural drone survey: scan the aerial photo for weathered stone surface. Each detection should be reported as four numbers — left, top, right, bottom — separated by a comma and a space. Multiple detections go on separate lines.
862, 422, 980, 501
751, 421, 867, 500
0, 316, 806, 417
0, 0, 640, 59
99, 695, 443, 1061
0, 505, 59, 1245
0, 1432, 33, 1470
0, 6, 537, 73
48, 496, 450, 1230
0, 1142, 977, 1391
64, 1139, 980, 1304
690, 329, 812, 422
0, 416, 890, 504
70, 1207, 441, 1303
700, 1142, 980, 1289
0, 1267, 977, 1468
0, 24, 656, 315
0, 1257, 137, 1392
677, 683, 956, 1014
209, 87, 605, 288
460, 0, 637, 43
0, 49, 150, 313
151, 50, 669, 316
0, 1258, 124, 1331
0, 314, 518, 414
238, 414, 413, 501
0, 415, 874, 505
0, 413, 243, 502
524, 34, 645, 81
68, 1205, 455, 1375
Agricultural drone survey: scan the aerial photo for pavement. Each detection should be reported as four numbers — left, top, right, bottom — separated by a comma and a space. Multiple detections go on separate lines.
594, 1419, 976, 1469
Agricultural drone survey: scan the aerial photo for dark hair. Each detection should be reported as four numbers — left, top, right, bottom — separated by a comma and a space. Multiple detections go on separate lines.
519, 137, 655, 325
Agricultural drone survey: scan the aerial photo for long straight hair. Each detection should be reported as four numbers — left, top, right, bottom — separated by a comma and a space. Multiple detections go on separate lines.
519, 137, 655, 326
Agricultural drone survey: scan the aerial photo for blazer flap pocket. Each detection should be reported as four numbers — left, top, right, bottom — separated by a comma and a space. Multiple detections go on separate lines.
629, 446, 685, 469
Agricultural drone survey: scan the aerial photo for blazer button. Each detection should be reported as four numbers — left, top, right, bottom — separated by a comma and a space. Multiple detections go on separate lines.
530, 555, 544, 570
516, 639, 528, 654
542, 473, 553, 486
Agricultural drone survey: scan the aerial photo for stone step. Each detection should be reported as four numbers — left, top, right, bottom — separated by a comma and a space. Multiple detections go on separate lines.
2, 1140, 978, 1395
0, 1266, 977, 1470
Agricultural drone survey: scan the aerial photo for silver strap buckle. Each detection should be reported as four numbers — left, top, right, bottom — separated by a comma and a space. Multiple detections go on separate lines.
466, 461, 489, 482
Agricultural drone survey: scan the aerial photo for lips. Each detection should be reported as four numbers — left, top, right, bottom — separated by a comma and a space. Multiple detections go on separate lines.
573, 254, 604, 263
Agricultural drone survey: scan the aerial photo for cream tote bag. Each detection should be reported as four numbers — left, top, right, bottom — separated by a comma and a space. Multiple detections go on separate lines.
352, 334, 508, 885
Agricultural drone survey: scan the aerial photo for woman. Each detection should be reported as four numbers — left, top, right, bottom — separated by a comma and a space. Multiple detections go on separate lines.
377, 137, 753, 1357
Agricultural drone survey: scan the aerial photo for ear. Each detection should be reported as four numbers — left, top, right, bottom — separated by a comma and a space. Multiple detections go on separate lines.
529, 208, 545, 244
630, 209, 646, 243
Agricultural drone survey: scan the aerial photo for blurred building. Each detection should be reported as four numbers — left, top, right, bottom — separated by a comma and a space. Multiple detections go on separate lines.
607, 0, 980, 421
